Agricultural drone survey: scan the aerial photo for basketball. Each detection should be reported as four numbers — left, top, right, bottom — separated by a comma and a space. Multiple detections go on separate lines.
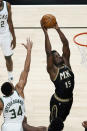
41, 14, 57, 28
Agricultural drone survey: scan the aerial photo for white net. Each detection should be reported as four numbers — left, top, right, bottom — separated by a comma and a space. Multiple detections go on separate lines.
74, 33, 87, 67
77, 45, 87, 66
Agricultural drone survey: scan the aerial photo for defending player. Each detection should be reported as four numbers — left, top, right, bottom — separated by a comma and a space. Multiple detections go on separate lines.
0, 0, 16, 82
0, 38, 32, 131
41, 22, 75, 131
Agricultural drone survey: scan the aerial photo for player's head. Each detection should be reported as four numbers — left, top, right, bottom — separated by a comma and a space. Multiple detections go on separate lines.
1, 82, 14, 96
51, 50, 64, 67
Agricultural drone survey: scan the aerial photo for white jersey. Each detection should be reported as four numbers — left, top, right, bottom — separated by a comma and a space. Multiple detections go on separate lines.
1, 90, 25, 123
0, 1, 9, 34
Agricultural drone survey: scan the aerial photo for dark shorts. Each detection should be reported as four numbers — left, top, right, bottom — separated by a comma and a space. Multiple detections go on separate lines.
48, 94, 73, 131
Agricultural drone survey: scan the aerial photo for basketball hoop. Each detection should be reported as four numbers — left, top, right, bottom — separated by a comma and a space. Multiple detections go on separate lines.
73, 32, 87, 66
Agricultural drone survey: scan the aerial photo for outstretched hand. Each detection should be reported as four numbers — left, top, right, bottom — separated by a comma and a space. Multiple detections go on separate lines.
22, 38, 33, 51
40, 20, 47, 34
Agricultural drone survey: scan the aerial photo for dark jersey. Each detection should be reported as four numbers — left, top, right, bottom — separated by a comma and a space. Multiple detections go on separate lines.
52, 65, 74, 99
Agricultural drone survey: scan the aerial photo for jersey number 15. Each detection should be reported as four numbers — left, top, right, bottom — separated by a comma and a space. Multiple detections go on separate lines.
65, 81, 71, 88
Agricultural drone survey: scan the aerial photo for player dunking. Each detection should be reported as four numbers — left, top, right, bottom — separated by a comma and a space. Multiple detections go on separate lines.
0, 38, 32, 131
0, 0, 16, 82
41, 22, 75, 131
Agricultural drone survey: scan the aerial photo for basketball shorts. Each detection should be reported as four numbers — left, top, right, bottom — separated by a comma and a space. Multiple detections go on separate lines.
1, 122, 23, 131
48, 94, 73, 131
0, 31, 13, 56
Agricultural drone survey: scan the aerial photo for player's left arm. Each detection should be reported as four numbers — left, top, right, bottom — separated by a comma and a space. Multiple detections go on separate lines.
15, 38, 33, 98
54, 23, 71, 66
0, 99, 3, 115
7, 2, 16, 49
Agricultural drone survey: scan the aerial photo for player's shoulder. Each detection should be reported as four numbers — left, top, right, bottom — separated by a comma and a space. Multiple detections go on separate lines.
0, 97, 4, 107
14, 89, 19, 96
15, 88, 24, 99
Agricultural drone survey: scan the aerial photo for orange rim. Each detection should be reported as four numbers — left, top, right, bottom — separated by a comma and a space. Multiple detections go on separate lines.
73, 32, 87, 47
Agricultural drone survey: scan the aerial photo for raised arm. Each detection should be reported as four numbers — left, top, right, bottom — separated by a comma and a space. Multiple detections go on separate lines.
41, 24, 53, 72
0, 99, 3, 116
15, 38, 33, 98
55, 23, 70, 62
7, 2, 16, 49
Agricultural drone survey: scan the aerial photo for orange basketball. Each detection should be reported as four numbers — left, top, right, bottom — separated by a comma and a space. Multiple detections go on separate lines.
41, 14, 57, 28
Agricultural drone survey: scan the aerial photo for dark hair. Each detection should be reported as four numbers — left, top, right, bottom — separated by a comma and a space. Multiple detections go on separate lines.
51, 50, 57, 55
1, 82, 13, 96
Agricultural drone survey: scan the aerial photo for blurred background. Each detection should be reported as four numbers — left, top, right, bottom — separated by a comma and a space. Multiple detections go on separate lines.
4, 0, 87, 5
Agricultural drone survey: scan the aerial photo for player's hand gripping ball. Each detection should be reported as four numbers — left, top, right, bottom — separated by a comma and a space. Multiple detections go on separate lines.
41, 14, 57, 28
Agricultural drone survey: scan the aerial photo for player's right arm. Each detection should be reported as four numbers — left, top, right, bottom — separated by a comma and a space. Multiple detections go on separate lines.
0, 100, 3, 115
41, 24, 53, 69
15, 38, 33, 98
41, 24, 57, 80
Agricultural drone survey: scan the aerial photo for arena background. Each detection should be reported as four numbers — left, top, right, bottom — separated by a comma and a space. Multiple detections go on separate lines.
4, 0, 87, 5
